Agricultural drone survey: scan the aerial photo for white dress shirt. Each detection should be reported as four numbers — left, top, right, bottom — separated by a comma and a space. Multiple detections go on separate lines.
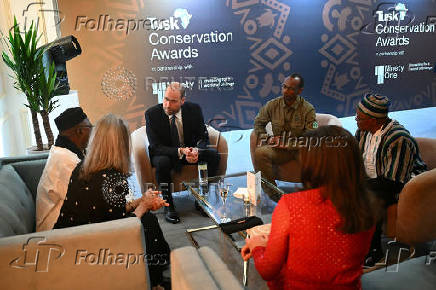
362, 120, 394, 178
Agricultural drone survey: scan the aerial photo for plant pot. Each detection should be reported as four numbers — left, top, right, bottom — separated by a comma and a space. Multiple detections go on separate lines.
26, 145, 51, 155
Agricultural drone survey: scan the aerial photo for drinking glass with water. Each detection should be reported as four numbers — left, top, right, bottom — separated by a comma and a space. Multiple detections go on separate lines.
198, 161, 208, 186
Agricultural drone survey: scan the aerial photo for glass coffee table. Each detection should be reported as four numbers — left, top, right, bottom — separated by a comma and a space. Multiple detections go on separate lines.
182, 172, 299, 286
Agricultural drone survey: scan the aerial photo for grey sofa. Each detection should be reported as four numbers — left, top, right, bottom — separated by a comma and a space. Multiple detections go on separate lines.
0, 154, 150, 289
0, 154, 48, 237
362, 255, 436, 289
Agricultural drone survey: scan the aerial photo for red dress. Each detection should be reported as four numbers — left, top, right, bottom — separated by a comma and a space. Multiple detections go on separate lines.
252, 188, 374, 289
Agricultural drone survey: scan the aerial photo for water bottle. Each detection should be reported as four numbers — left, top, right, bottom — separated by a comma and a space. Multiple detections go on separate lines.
198, 161, 208, 186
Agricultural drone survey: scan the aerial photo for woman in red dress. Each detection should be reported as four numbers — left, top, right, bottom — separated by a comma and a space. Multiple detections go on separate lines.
242, 125, 379, 289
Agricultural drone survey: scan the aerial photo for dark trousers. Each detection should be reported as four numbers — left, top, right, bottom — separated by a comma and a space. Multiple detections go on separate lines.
366, 177, 404, 263
140, 212, 170, 286
151, 148, 220, 198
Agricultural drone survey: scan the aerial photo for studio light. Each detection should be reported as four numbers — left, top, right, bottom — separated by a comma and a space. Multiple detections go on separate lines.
41, 35, 82, 95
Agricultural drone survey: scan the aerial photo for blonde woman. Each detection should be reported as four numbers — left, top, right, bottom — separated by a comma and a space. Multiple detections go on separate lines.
55, 114, 169, 287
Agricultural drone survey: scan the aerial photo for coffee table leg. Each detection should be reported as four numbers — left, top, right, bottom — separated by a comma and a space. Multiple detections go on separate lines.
186, 231, 200, 249
186, 225, 219, 249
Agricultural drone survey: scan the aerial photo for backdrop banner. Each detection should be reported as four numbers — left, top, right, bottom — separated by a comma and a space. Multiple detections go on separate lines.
57, 0, 436, 130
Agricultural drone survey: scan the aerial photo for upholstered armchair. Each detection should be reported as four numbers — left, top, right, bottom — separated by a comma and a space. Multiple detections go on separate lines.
395, 168, 436, 245
383, 137, 436, 238
131, 125, 228, 193
249, 113, 342, 183
415, 137, 436, 170
370, 168, 436, 274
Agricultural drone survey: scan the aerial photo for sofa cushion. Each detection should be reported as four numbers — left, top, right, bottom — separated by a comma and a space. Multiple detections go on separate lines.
0, 165, 35, 237
10, 159, 47, 201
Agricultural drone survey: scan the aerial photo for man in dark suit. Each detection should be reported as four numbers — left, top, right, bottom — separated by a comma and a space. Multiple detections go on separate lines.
145, 82, 220, 223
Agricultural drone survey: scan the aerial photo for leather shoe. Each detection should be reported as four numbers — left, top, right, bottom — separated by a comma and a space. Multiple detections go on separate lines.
164, 208, 180, 224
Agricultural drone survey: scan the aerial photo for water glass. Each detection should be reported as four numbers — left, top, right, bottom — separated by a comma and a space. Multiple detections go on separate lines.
198, 161, 208, 186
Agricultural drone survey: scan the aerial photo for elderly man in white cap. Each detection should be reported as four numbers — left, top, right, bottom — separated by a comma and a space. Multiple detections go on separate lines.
355, 93, 427, 266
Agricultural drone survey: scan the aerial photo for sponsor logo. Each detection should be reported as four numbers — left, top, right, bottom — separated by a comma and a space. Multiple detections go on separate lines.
173, 8, 192, 29
139, 8, 191, 31
375, 64, 404, 84
376, 3, 408, 22
408, 62, 433, 72
375, 65, 385, 84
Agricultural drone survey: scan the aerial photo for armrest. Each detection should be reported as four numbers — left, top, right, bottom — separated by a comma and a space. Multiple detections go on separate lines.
0, 218, 150, 290
415, 137, 436, 170
171, 246, 243, 290
171, 246, 218, 290
315, 113, 342, 127
131, 126, 155, 192
198, 247, 243, 290
206, 125, 228, 176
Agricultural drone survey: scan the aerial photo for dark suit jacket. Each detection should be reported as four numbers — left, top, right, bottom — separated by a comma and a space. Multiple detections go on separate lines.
145, 102, 209, 160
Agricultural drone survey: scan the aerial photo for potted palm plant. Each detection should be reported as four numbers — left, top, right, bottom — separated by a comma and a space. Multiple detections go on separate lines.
38, 60, 59, 147
2, 17, 58, 150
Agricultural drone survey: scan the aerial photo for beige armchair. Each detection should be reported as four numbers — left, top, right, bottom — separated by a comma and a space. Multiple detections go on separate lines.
372, 169, 436, 274
131, 125, 228, 192
396, 168, 436, 245
383, 137, 435, 238
415, 137, 436, 170
0, 218, 150, 290
249, 113, 342, 183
